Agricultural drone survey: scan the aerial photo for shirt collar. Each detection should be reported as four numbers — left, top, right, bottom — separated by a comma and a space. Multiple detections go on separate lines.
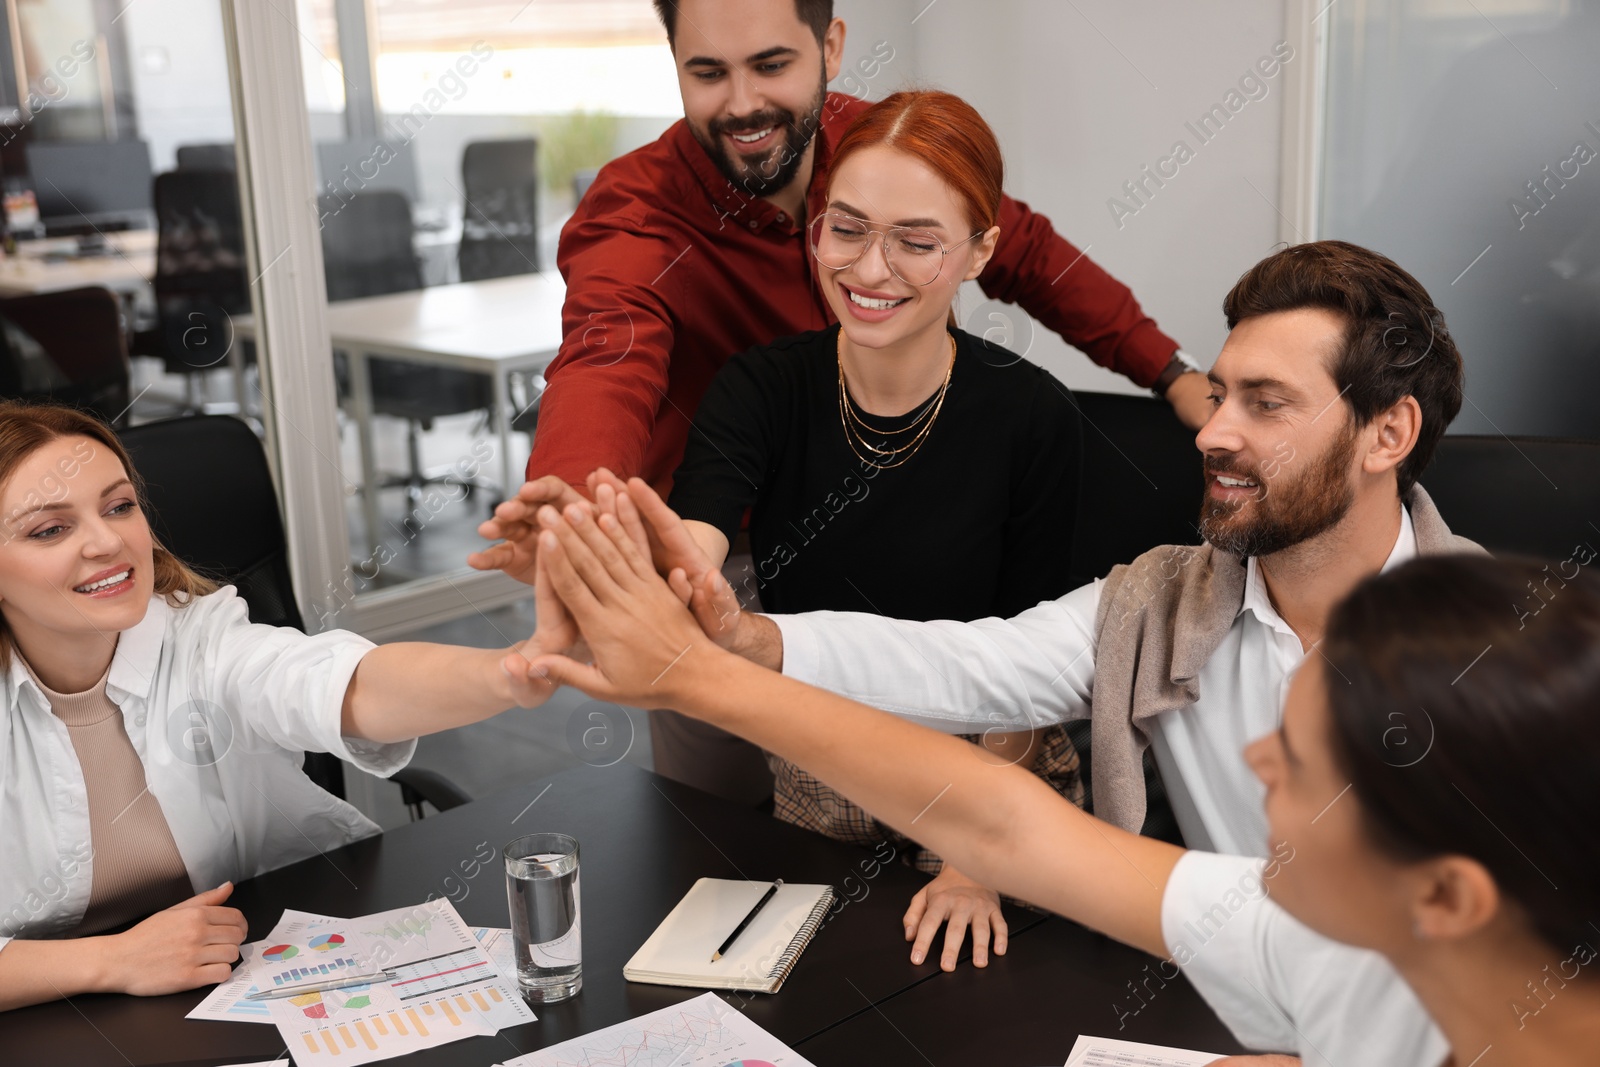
5, 595, 167, 706
1239, 500, 1417, 634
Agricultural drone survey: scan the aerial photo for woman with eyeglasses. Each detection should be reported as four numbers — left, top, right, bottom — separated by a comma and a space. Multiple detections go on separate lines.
651, 90, 1087, 973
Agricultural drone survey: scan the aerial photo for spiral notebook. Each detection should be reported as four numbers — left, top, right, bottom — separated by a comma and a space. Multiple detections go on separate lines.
623, 878, 835, 993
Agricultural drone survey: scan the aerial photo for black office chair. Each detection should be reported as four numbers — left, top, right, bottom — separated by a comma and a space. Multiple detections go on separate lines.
130, 170, 252, 414
0, 287, 131, 426
458, 138, 540, 282
1053, 392, 1202, 843
1067, 391, 1203, 588
317, 190, 492, 504
175, 143, 236, 171
1424, 435, 1600, 559
118, 414, 470, 817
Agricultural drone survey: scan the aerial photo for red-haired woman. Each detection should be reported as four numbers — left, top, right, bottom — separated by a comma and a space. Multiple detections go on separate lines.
660, 90, 1086, 972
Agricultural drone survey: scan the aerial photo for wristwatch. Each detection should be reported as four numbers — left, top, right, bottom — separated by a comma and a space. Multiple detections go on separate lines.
1151, 349, 1202, 397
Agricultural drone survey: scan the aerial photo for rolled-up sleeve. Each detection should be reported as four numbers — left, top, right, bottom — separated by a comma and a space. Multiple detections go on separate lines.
771, 581, 1102, 732
188, 592, 415, 777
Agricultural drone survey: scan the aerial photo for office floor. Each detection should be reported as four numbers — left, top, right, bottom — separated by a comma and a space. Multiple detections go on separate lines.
332, 411, 657, 830
337, 408, 524, 590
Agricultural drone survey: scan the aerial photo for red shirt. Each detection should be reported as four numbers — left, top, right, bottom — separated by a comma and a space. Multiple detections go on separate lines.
529, 92, 1178, 496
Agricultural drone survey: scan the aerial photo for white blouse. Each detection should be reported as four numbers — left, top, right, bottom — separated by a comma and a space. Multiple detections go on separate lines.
1163, 851, 1449, 1067
774, 506, 1415, 856
0, 588, 415, 949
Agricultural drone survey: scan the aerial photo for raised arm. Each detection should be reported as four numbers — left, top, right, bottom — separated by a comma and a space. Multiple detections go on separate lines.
469, 210, 683, 585
524, 499, 1181, 956
610, 476, 1096, 733
339, 564, 571, 743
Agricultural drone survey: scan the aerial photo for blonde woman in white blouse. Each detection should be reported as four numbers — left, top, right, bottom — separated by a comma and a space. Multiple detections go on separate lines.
0, 401, 560, 1011
524, 490, 1600, 1067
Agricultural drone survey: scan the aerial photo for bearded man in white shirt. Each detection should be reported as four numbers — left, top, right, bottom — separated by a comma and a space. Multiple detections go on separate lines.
550, 239, 1483, 863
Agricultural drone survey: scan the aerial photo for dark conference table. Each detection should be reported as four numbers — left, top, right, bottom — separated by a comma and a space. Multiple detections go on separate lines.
0, 763, 1243, 1066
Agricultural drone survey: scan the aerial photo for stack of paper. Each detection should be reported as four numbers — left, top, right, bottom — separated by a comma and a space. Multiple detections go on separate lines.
190, 900, 533, 1066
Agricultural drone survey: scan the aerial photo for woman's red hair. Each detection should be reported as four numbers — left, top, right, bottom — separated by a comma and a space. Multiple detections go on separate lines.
829, 90, 1004, 233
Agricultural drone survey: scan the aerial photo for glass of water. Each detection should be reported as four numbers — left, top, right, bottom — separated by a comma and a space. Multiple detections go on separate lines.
503, 833, 582, 1002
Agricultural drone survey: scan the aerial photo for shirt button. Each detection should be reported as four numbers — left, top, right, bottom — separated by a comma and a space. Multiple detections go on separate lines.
135, 714, 146, 726
776, 212, 786, 222
748, 219, 759, 230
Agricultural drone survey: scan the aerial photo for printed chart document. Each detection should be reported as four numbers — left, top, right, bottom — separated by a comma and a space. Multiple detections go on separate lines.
499, 991, 814, 1067
1064, 1034, 1226, 1066
191, 899, 532, 1065
188, 921, 515, 1025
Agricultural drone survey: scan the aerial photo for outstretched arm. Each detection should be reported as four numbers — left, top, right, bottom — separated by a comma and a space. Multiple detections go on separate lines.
603, 477, 1098, 739
525, 499, 1182, 958
340, 546, 573, 743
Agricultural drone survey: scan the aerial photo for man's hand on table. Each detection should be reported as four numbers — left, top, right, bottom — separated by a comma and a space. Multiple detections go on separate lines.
903, 865, 1008, 972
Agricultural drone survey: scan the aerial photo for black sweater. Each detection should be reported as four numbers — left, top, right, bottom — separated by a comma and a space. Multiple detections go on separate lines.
669, 325, 1082, 622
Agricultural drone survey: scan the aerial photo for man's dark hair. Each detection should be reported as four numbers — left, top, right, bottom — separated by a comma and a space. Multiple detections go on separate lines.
1323, 554, 1600, 955
1222, 240, 1463, 496
652, 0, 833, 49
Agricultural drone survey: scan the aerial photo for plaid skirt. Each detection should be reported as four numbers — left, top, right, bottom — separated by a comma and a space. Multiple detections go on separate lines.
768, 725, 1086, 875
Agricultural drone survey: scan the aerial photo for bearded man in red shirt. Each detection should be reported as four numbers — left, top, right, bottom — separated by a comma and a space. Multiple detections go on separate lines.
471, 0, 1209, 800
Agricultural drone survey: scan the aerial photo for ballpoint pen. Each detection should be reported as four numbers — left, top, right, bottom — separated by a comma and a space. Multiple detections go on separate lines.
245, 970, 398, 1001
711, 879, 783, 963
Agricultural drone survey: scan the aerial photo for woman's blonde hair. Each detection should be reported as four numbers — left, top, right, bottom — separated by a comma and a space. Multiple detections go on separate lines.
0, 401, 218, 669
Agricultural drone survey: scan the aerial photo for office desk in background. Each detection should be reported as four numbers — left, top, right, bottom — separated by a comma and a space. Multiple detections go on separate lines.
0, 763, 1240, 1066
238, 271, 564, 549
0, 230, 158, 298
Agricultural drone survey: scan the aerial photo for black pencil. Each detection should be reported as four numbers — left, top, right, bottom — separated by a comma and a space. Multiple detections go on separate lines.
711, 879, 783, 962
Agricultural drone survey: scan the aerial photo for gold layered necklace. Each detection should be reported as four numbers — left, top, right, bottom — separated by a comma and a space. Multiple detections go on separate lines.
837, 329, 956, 470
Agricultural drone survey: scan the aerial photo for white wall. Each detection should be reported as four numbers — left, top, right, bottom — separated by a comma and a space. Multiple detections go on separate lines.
831, 0, 922, 100
841, 0, 1291, 395
118, 0, 236, 171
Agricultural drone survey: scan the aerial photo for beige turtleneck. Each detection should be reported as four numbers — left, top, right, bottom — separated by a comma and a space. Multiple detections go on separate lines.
29, 662, 194, 934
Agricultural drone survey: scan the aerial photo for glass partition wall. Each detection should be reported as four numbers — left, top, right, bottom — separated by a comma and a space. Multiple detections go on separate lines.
294, 0, 678, 626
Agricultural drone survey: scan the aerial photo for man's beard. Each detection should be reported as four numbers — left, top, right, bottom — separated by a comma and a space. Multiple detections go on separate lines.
688, 67, 827, 197
1198, 420, 1359, 559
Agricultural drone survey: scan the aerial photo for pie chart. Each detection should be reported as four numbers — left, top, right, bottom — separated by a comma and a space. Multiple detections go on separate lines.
309, 933, 346, 951
262, 944, 298, 962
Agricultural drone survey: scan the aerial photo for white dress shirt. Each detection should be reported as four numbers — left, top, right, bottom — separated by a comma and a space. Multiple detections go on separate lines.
1163, 851, 1448, 1066
776, 504, 1416, 856
0, 588, 415, 949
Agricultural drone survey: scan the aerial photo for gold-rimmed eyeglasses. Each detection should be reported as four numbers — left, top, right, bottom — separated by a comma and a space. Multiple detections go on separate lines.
808, 211, 984, 287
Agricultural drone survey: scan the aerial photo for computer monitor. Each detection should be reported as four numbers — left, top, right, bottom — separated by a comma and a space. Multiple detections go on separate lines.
25, 140, 154, 237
